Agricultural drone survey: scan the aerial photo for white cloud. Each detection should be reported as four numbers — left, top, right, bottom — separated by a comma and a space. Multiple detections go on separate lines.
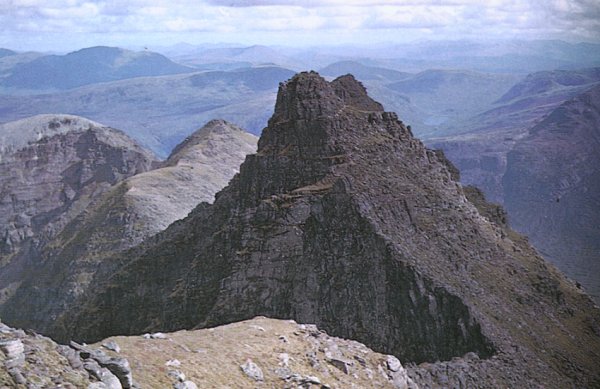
0, 0, 598, 51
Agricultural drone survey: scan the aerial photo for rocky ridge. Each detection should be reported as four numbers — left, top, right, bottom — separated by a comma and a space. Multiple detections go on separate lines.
51, 72, 600, 387
0, 114, 156, 304
0, 119, 257, 335
0, 317, 417, 388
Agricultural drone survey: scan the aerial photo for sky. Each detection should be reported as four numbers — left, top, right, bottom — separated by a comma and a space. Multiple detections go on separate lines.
1, 0, 599, 52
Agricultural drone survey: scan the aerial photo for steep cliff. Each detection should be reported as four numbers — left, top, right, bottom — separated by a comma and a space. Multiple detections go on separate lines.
0, 114, 156, 304
52, 73, 600, 387
504, 84, 600, 301
0, 119, 257, 335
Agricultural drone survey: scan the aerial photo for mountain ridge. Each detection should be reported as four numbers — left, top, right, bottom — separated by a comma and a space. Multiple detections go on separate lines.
40, 72, 600, 388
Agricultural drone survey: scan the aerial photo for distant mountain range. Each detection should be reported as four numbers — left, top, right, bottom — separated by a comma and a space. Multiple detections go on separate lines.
0, 46, 194, 92
0, 65, 294, 157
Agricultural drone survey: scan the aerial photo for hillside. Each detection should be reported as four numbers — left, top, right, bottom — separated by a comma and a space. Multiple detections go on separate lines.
38, 72, 600, 388
0, 119, 257, 337
0, 114, 156, 306
503, 84, 600, 301
0, 66, 295, 157
0, 46, 194, 92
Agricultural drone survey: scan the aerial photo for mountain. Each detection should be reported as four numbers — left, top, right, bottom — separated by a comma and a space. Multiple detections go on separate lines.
0, 46, 194, 92
496, 68, 600, 104
386, 69, 518, 135
0, 114, 157, 305
35, 72, 600, 387
0, 66, 295, 157
0, 48, 16, 58
0, 316, 416, 388
319, 65, 518, 138
426, 67, 600, 204
320, 61, 410, 81
166, 44, 306, 70
503, 85, 600, 301
0, 119, 257, 337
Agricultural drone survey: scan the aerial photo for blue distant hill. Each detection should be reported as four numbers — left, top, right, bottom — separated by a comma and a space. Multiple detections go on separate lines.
1, 46, 194, 90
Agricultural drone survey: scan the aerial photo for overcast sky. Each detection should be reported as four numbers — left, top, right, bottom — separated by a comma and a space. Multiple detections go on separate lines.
1, 0, 599, 52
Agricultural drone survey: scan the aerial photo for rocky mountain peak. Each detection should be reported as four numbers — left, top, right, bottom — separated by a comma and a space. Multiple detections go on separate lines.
10, 73, 600, 388
268, 71, 382, 127
166, 119, 255, 167
331, 74, 385, 112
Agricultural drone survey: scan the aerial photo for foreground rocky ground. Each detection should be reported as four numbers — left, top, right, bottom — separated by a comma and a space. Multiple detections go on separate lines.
0, 317, 417, 388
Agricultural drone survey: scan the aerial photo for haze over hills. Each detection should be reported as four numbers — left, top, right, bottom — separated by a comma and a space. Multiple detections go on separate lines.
503, 85, 600, 301
22, 72, 598, 388
426, 68, 600, 203
0, 46, 195, 93
0, 66, 295, 157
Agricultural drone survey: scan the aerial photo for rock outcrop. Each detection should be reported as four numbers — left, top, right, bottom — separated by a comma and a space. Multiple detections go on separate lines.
0, 317, 415, 388
0, 114, 156, 304
48, 72, 600, 387
0, 119, 257, 335
503, 84, 600, 301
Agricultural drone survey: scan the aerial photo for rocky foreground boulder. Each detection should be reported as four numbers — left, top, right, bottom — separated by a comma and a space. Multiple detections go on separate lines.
47, 72, 600, 387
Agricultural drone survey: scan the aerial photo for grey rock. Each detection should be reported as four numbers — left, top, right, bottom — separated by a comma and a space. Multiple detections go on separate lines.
100, 358, 133, 389
174, 381, 198, 389
240, 359, 264, 381
0, 339, 24, 359
8, 367, 26, 385
57, 344, 84, 369
88, 383, 108, 389
102, 341, 121, 353
327, 357, 353, 375
144, 332, 168, 340
167, 369, 186, 382
165, 359, 181, 367
386, 355, 402, 372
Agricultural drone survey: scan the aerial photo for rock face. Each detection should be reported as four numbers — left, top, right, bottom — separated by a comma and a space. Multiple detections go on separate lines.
0, 319, 135, 388
51, 72, 600, 387
0, 114, 156, 305
0, 119, 256, 335
503, 84, 600, 301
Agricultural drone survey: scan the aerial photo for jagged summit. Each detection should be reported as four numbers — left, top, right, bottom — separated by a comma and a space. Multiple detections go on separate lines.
268, 71, 382, 125
22, 73, 600, 388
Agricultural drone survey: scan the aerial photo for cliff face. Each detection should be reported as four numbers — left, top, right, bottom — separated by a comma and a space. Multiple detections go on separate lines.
503, 84, 600, 301
0, 114, 156, 304
51, 73, 600, 387
0, 119, 257, 335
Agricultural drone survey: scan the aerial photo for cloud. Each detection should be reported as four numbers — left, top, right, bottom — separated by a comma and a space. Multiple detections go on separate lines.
1, 0, 598, 52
